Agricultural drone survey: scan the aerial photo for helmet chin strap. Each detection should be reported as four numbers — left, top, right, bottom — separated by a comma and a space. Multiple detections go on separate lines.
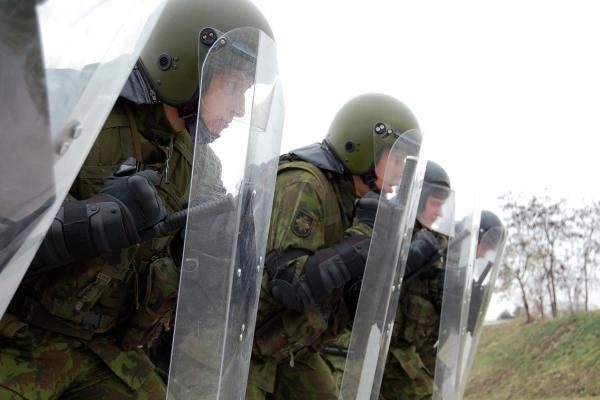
361, 170, 379, 192
179, 101, 217, 145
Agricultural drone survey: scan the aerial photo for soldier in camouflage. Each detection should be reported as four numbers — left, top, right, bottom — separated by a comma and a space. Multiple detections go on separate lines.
380, 161, 454, 400
247, 94, 422, 400
0, 0, 273, 398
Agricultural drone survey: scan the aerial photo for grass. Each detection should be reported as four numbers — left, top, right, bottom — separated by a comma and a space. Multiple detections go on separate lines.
464, 310, 600, 400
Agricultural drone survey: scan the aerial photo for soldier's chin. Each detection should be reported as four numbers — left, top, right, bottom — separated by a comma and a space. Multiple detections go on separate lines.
420, 216, 434, 229
209, 120, 230, 137
208, 126, 222, 138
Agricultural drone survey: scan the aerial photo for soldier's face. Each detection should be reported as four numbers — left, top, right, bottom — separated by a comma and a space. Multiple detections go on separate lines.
419, 196, 445, 227
200, 68, 253, 137
374, 148, 406, 193
476, 242, 492, 258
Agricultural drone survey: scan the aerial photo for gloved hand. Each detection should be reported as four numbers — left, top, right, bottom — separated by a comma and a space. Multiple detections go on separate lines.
100, 169, 167, 232
355, 190, 381, 228
343, 278, 362, 319
405, 229, 444, 277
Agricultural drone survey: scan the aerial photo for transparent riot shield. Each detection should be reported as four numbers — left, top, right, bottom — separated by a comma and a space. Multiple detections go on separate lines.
0, 2, 54, 276
339, 129, 424, 400
456, 225, 507, 398
166, 28, 283, 400
432, 212, 480, 400
0, 0, 166, 318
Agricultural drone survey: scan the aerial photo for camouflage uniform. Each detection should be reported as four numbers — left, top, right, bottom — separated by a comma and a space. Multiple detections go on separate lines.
0, 99, 212, 399
380, 222, 448, 400
247, 158, 371, 400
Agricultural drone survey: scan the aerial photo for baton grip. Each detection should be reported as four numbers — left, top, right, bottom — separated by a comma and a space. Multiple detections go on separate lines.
143, 194, 235, 239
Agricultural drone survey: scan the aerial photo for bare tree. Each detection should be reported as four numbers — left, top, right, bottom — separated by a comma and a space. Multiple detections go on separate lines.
530, 197, 567, 318
498, 194, 599, 320
498, 195, 540, 322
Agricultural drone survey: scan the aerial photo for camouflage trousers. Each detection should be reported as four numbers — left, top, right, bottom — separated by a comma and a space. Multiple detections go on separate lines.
0, 327, 165, 399
246, 351, 339, 400
379, 345, 433, 400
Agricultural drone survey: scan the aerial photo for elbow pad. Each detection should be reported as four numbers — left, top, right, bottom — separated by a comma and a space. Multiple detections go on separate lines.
32, 196, 139, 269
268, 236, 370, 311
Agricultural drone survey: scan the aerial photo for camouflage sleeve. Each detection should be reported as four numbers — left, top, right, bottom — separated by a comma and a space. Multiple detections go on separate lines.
267, 168, 327, 274
345, 217, 373, 238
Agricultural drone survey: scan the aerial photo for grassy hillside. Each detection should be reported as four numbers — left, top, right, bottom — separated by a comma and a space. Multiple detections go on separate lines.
465, 310, 600, 400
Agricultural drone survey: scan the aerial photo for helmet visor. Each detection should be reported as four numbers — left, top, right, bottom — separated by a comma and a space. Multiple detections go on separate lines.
372, 127, 421, 194
167, 27, 283, 400
416, 182, 455, 237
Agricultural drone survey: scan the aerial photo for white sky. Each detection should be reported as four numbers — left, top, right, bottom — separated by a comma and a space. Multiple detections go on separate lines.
34, 0, 600, 319
252, 0, 600, 318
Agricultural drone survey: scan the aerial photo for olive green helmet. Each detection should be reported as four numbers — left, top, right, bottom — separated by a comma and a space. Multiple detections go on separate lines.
138, 0, 273, 107
324, 93, 420, 176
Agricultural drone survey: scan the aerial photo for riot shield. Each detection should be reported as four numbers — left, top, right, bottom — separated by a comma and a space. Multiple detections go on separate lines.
0, 0, 166, 318
432, 212, 480, 400
0, 2, 53, 278
456, 225, 507, 398
339, 129, 424, 400
166, 27, 283, 400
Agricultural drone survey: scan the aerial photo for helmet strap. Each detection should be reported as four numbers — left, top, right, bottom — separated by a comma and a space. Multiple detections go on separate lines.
361, 170, 378, 192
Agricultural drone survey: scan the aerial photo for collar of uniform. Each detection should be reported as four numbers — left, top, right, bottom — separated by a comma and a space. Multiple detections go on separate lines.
133, 103, 179, 147
329, 172, 357, 226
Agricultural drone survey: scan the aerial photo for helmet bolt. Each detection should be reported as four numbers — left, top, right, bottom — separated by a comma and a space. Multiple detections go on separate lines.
200, 28, 218, 46
374, 122, 386, 134
58, 141, 70, 156
70, 123, 82, 139
345, 141, 356, 153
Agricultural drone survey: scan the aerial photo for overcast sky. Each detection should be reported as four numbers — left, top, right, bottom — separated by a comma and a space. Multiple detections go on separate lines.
252, 0, 600, 317
34, 0, 600, 319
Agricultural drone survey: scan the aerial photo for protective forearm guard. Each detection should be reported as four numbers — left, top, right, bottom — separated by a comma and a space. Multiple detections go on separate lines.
32, 196, 140, 269
268, 235, 370, 311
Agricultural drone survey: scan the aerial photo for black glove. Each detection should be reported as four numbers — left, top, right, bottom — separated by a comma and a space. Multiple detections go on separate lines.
355, 190, 380, 228
405, 230, 444, 278
100, 169, 167, 232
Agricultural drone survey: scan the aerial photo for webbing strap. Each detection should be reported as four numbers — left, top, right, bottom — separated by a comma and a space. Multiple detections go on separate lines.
264, 248, 311, 280
335, 237, 368, 278
125, 105, 143, 166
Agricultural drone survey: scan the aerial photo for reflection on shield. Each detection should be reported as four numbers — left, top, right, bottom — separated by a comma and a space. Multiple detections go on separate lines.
432, 213, 479, 400
455, 226, 507, 398
339, 130, 424, 400
166, 27, 283, 400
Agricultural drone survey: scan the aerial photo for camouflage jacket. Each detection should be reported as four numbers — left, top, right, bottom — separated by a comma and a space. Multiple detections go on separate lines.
252, 159, 372, 366
385, 221, 448, 387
